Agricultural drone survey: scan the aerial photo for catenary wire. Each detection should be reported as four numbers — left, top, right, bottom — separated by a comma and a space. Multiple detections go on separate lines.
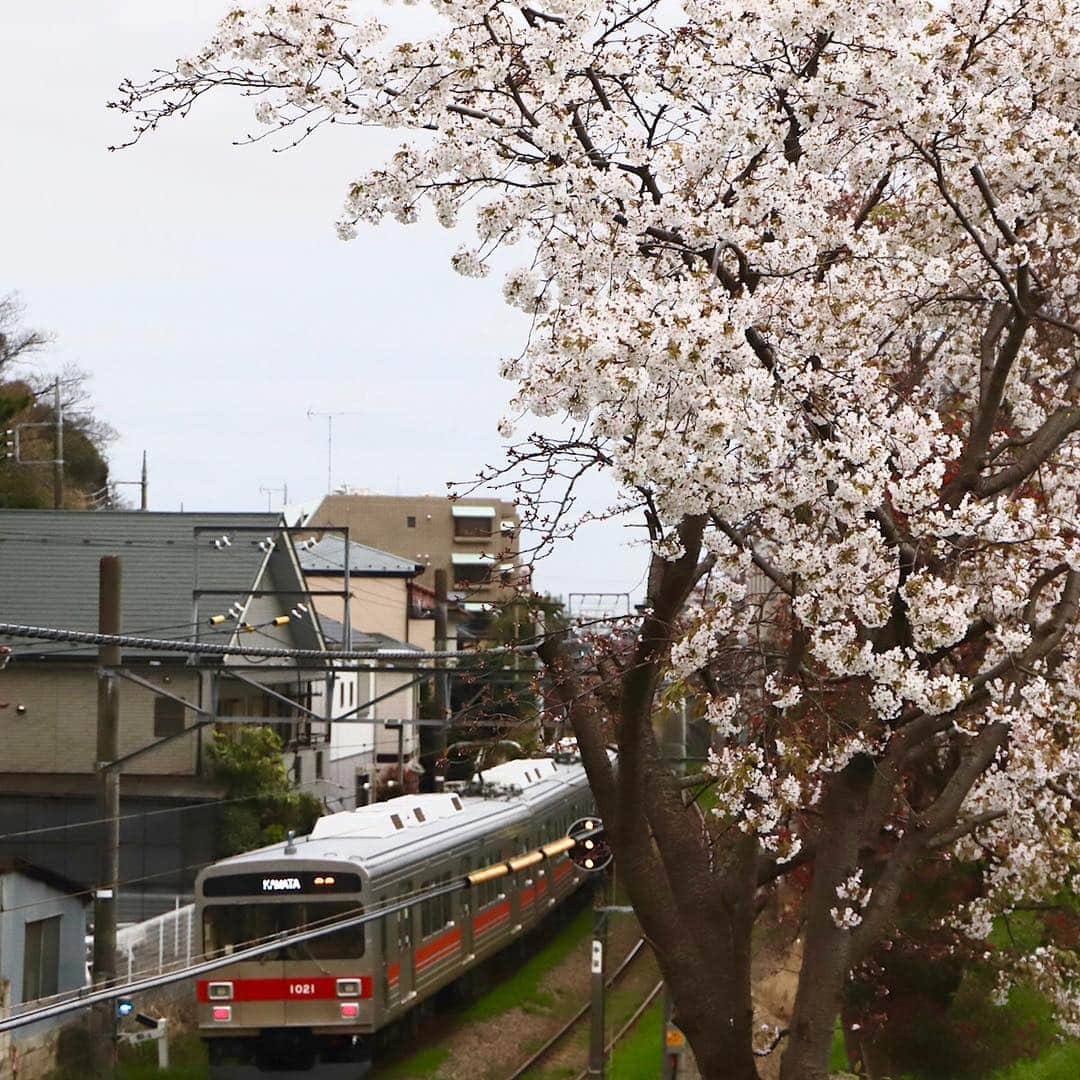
0, 621, 539, 661
0, 879, 469, 1033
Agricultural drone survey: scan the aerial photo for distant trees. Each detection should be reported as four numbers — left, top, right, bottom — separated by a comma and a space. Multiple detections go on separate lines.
0, 293, 112, 508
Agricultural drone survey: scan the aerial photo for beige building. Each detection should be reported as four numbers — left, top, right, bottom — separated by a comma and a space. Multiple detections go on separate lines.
308, 493, 522, 614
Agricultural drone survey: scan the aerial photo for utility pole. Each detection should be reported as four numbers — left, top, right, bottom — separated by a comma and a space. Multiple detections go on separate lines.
432, 569, 449, 791
140, 451, 148, 511
92, 556, 121, 1071
52, 377, 63, 509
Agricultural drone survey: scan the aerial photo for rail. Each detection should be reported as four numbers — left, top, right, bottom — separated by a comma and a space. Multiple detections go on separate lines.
504, 938, 648, 1079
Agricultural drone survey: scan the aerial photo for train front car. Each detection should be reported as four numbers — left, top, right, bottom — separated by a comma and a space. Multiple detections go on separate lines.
196, 856, 374, 1079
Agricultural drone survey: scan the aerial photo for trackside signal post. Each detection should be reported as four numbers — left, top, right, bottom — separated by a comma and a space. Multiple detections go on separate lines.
567, 817, 615, 1077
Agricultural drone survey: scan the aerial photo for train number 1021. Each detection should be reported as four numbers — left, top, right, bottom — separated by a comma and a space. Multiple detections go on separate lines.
289, 983, 317, 997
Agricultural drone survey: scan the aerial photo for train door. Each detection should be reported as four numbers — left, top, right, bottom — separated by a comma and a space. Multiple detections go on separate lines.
507, 836, 522, 930
396, 880, 416, 1002
460, 856, 474, 958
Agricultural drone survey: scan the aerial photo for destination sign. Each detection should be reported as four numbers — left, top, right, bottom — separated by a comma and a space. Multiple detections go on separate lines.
202, 871, 362, 897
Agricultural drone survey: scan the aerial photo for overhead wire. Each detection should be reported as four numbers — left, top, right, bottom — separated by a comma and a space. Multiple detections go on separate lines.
0, 879, 470, 1034
0, 621, 539, 662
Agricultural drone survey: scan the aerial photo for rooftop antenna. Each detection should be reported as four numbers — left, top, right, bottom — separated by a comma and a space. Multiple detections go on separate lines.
259, 483, 288, 511
306, 408, 361, 494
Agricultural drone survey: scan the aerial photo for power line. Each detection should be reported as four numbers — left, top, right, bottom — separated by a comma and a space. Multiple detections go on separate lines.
0, 622, 537, 662
0, 779, 329, 844
0, 879, 468, 1033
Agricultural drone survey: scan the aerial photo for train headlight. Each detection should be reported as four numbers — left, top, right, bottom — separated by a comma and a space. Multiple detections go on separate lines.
340, 1003, 360, 1020
207, 982, 233, 1001
336, 979, 361, 998
212, 1006, 232, 1023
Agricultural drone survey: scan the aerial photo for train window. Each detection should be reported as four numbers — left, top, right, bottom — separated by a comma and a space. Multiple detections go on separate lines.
390, 814, 404, 830
203, 903, 365, 960
451, 796, 463, 811
413, 808, 426, 823
420, 875, 454, 936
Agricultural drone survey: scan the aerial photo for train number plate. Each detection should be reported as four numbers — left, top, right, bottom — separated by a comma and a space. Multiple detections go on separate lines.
289, 983, 318, 997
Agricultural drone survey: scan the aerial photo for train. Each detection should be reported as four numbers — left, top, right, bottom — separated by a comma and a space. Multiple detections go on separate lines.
194, 753, 596, 1078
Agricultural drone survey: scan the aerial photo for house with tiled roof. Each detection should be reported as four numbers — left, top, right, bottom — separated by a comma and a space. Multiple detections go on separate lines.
0, 510, 330, 916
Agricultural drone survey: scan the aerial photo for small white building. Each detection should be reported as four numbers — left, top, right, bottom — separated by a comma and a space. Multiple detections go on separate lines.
0, 858, 88, 1075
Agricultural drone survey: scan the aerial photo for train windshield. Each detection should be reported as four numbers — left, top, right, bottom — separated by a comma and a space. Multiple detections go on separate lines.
203, 903, 365, 960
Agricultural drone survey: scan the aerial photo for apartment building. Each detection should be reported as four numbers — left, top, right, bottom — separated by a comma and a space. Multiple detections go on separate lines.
308, 493, 522, 615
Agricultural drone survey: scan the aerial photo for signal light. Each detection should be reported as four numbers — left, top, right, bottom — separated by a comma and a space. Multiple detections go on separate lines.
212, 1006, 232, 1022
336, 978, 361, 998
340, 1003, 360, 1020
314, 875, 336, 886
207, 982, 233, 1000
117, 999, 135, 1019
567, 817, 612, 873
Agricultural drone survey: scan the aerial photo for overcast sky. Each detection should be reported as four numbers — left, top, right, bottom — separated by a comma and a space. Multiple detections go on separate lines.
0, 1, 647, 605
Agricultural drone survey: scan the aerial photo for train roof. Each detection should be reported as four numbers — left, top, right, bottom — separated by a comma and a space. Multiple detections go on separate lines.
197, 755, 592, 890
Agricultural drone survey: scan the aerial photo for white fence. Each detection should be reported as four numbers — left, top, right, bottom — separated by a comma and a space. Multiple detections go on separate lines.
116, 900, 198, 981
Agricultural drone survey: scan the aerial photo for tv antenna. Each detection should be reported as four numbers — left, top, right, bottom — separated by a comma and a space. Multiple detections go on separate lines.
306, 409, 360, 494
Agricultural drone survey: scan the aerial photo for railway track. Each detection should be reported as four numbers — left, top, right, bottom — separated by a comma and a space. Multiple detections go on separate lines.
505, 937, 651, 1079
567, 979, 665, 1080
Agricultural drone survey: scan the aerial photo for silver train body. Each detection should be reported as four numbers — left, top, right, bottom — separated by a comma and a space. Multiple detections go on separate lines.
194, 756, 594, 1077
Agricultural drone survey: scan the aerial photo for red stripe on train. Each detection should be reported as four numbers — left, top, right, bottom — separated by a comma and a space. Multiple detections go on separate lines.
197, 977, 372, 1003
473, 901, 511, 934
416, 928, 462, 971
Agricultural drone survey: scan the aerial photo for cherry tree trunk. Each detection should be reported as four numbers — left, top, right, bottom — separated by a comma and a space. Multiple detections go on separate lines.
779, 760, 875, 1080
616, 833, 762, 1080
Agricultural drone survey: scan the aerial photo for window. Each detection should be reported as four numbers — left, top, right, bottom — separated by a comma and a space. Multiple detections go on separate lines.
453, 516, 493, 539
453, 562, 492, 587
315, 752, 324, 780
406, 515, 416, 528
355, 774, 369, 808
153, 697, 185, 738
421, 874, 453, 937
23, 916, 61, 1001
203, 903, 364, 960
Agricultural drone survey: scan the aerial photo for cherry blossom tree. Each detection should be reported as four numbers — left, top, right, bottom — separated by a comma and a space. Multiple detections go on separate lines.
115, 1, 1080, 1075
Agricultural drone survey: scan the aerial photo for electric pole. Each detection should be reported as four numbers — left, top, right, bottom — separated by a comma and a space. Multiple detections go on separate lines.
91, 556, 121, 1071
52, 377, 63, 509
432, 568, 449, 790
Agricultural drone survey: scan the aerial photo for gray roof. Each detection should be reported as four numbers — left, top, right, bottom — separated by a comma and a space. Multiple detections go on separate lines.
0, 510, 320, 659
298, 534, 422, 577
318, 614, 422, 654
0, 856, 89, 899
